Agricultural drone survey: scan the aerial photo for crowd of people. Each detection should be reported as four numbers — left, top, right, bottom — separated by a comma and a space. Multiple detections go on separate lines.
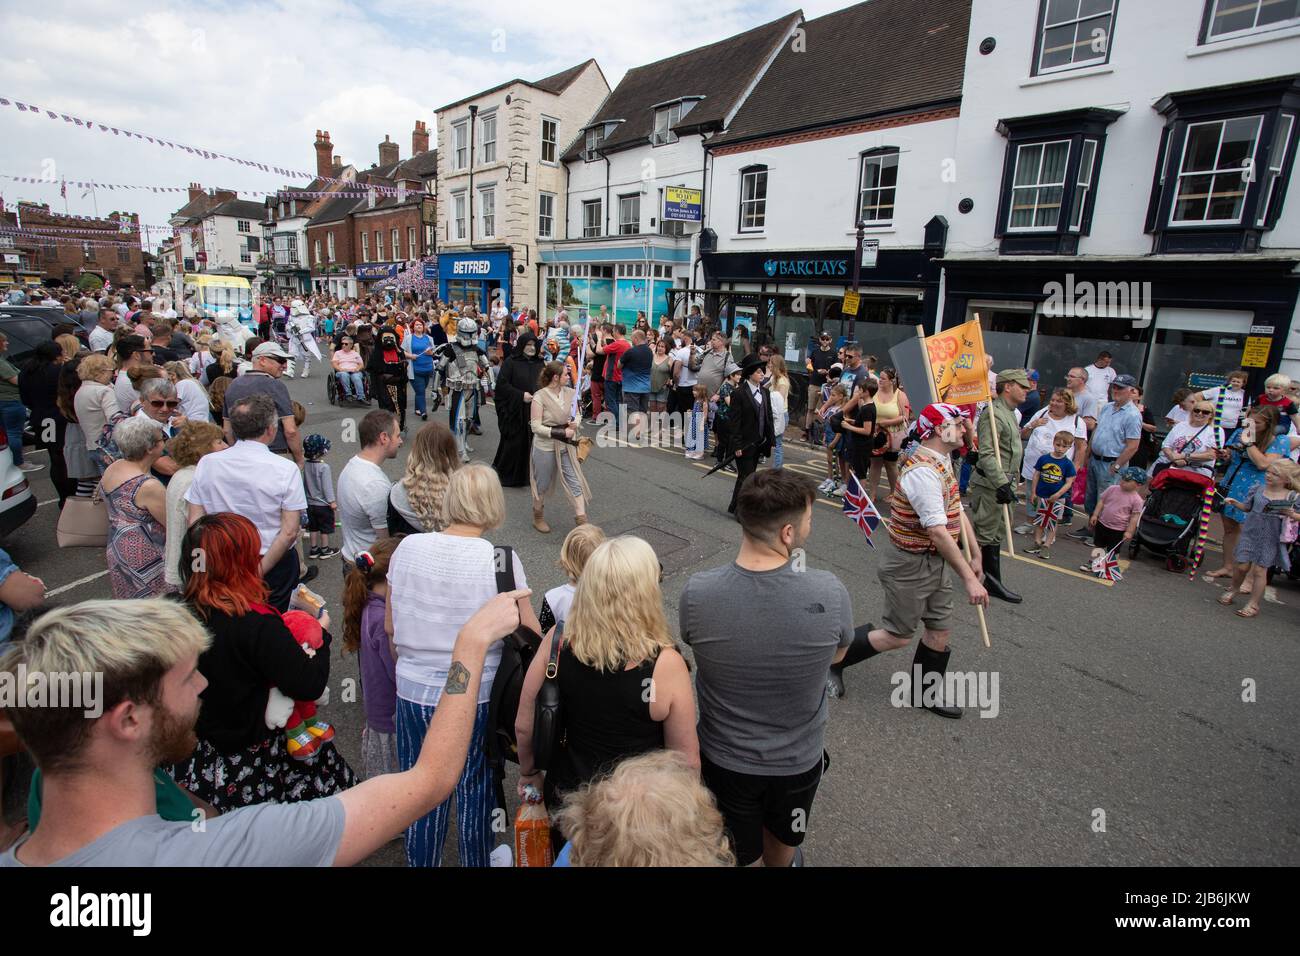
1, 279, 1298, 867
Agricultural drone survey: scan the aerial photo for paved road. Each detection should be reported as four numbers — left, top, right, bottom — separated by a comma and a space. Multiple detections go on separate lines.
9, 371, 1298, 866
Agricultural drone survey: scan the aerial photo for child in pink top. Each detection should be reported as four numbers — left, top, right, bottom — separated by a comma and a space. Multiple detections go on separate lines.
1086, 467, 1146, 559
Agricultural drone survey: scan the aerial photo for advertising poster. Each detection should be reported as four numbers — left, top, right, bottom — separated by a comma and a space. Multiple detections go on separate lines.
926, 319, 991, 405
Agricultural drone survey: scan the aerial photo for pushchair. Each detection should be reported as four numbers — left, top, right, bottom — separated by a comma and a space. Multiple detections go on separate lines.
1131, 467, 1215, 572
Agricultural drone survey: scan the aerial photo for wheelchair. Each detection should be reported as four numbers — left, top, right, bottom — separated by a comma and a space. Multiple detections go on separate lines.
327, 368, 370, 406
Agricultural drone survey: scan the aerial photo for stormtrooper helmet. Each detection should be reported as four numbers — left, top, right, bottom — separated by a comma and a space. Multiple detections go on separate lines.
456, 317, 477, 347
290, 298, 308, 316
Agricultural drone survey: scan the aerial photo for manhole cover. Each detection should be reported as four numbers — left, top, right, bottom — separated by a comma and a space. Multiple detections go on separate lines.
624, 525, 689, 557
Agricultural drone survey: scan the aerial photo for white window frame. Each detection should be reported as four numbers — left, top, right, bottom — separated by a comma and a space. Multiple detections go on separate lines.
584, 127, 604, 161
739, 167, 767, 233
361, 231, 370, 261
541, 116, 559, 165
408, 226, 417, 260
618, 194, 640, 235
313, 239, 321, 265
1068, 138, 1098, 231
1205, 0, 1300, 42
479, 185, 496, 238
653, 104, 682, 146
479, 110, 497, 165
1036, 0, 1117, 75
538, 192, 555, 239
453, 120, 469, 170
858, 149, 899, 226
583, 199, 602, 237
1257, 113, 1295, 226
1170, 115, 1263, 226
1007, 139, 1071, 232
375, 230, 384, 261
453, 191, 467, 240
237, 219, 250, 233
326, 232, 335, 262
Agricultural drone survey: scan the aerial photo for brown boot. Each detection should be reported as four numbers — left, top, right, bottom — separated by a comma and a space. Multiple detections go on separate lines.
533, 505, 551, 534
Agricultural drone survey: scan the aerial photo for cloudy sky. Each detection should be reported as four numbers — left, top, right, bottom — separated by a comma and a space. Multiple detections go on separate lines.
0, 0, 850, 247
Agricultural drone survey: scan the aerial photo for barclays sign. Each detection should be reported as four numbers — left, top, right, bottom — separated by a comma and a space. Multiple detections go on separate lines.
761, 257, 850, 278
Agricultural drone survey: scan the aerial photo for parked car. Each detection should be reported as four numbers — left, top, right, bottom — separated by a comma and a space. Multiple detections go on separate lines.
0, 306, 77, 363
0, 425, 36, 539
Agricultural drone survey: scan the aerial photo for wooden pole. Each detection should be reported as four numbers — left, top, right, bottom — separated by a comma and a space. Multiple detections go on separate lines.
916, 325, 991, 648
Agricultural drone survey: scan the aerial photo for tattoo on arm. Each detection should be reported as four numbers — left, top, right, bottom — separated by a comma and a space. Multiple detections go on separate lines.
444, 661, 472, 695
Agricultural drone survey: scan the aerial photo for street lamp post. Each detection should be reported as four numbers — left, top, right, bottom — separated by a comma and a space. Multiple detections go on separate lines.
849, 219, 865, 345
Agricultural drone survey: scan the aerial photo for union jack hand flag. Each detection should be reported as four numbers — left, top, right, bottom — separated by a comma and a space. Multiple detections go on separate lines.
843, 471, 881, 549
1033, 497, 1064, 532
1093, 543, 1123, 582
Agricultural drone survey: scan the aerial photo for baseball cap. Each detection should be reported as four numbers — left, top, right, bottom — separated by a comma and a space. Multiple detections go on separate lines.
1112, 374, 1138, 389
996, 368, 1032, 387
252, 341, 291, 360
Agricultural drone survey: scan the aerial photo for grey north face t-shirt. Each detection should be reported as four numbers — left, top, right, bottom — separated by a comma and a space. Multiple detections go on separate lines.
680, 561, 853, 775
1, 795, 345, 867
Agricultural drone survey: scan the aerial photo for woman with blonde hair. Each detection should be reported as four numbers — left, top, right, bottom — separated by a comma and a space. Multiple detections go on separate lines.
162, 420, 227, 591
553, 750, 734, 867
539, 522, 605, 631
388, 421, 460, 534
530, 360, 591, 533
164, 360, 211, 422
202, 341, 237, 388
54, 333, 80, 363
386, 462, 541, 867
767, 354, 791, 468
515, 535, 698, 820
72, 353, 119, 474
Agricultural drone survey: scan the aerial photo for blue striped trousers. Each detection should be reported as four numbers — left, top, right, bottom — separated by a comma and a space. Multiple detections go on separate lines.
395, 697, 494, 867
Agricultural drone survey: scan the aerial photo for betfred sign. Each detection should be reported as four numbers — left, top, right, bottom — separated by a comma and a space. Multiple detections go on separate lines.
452, 259, 493, 276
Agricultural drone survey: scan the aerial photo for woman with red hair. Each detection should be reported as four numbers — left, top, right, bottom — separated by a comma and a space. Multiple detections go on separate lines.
167, 512, 356, 809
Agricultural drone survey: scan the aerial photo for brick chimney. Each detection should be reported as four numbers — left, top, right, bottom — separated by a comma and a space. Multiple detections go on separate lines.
214, 189, 237, 203
378, 134, 399, 168
315, 130, 333, 179
412, 120, 429, 155
188, 182, 204, 202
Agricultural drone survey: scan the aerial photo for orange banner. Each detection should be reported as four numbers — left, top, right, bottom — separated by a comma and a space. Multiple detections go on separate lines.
926, 319, 991, 405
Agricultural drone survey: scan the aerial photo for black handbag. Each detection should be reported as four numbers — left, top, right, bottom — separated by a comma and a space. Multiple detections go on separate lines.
532, 622, 565, 772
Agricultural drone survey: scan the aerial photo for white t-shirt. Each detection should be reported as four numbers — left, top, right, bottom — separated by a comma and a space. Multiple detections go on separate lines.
1157, 421, 1223, 477
114, 370, 138, 415
88, 325, 115, 353
164, 467, 196, 588
1199, 386, 1245, 430
336, 455, 392, 561
897, 446, 954, 528
544, 582, 576, 629
673, 345, 699, 388
1070, 389, 1099, 424
175, 377, 210, 422
1084, 363, 1116, 405
1020, 409, 1087, 480
1165, 404, 1189, 426
185, 441, 306, 553
388, 533, 525, 707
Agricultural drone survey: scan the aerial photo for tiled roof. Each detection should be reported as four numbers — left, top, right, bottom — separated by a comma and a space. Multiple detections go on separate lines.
561, 12, 801, 161
307, 195, 363, 226
437, 59, 602, 113
709, 0, 971, 148
207, 199, 267, 220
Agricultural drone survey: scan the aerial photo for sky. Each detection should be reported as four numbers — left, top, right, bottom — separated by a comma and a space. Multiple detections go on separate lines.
0, 0, 851, 249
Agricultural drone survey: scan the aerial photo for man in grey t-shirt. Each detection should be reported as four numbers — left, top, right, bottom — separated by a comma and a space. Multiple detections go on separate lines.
680, 469, 851, 867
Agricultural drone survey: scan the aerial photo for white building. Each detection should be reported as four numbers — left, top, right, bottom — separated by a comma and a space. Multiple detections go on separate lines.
169, 187, 263, 281
938, 0, 1300, 398
435, 60, 609, 310
544, 12, 802, 328
699, 0, 967, 410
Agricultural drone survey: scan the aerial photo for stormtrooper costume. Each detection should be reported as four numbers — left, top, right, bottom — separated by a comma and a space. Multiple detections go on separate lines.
287, 299, 322, 378
436, 317, 490, 462
213, 309, 252, 353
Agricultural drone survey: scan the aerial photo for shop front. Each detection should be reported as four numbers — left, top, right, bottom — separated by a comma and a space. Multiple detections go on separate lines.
354, 262, 403, 297
937, 257, 1300, 411
537, 241, 690, 326
437, 249, 512, 312
700, 245, 941, 375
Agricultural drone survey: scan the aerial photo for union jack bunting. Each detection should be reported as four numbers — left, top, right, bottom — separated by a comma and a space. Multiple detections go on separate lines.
843, 471, 882, 549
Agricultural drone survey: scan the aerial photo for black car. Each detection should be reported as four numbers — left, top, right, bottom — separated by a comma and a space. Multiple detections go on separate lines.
0, 306, 87, 362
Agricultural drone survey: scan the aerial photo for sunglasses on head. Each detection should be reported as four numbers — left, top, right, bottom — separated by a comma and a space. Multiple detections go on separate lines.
149, 399, 180, 409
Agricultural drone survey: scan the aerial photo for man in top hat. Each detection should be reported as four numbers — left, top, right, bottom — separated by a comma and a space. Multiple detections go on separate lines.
727, 352, 776, 516
969, 369, 1030, 603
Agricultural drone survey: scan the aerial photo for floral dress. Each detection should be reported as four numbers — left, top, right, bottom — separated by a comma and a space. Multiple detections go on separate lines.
1222, 432, 1291, 525
104, 473, 167, 599
1233, 487, 1298, 572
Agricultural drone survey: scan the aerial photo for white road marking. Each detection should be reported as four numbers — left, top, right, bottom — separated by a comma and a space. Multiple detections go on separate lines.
45, 570, 110, 597
37, 498, 59, 507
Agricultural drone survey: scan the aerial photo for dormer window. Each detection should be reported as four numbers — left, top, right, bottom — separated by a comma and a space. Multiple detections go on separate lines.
584, 126, 605, 161
652, 98, 701, 146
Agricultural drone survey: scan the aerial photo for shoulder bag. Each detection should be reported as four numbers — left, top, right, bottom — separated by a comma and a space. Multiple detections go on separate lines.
56, 483, 109, 548
532, 621, 565, 772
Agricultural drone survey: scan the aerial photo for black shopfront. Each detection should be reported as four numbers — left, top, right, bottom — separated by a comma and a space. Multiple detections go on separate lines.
938, 256, 1299, 410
